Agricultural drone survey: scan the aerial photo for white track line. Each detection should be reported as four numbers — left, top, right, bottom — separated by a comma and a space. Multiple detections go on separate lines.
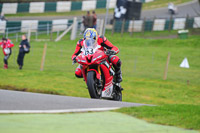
0, 107, 120, 114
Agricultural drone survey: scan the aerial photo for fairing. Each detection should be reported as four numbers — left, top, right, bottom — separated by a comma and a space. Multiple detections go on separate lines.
76, 44, 114, 98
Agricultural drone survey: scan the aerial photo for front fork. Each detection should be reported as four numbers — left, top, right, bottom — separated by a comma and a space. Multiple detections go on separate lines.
86, 65, 102, 88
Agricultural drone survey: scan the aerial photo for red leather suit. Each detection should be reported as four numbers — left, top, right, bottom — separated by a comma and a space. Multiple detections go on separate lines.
72, 36, 121, 78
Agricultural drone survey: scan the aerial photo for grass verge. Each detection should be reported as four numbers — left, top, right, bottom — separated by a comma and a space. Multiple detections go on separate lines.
116, 104, 200, 130
0, 112, 195, 133
5, 8, 113, 17
142, 0, 193, 10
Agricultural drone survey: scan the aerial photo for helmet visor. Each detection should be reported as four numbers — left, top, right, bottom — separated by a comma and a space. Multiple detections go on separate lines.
84, 38, 97, 49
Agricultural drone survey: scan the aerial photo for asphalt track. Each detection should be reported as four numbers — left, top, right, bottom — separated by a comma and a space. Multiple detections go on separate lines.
0, 89, 197, 133
6, 0, 200, 21
0, 89, 151, 113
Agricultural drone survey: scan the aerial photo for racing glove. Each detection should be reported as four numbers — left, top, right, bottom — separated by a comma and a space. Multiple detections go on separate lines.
106, 49, 116, 55
72, 56, 77, 64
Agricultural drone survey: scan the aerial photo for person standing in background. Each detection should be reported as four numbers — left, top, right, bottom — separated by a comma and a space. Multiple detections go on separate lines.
0, 38, 14, 69
92, 11, 97, 29
82, 16, 87, 33
17, 35, 30, 70
0, 12, 7, 21
85, 11, 90, 28
86, 11, 93, 28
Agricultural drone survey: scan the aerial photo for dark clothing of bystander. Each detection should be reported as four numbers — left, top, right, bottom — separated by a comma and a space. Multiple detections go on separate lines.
86, 15, 94, 28
17, 39, 30, 69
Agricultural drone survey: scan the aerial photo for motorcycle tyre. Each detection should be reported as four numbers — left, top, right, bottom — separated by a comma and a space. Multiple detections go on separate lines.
87, 71, 102, 99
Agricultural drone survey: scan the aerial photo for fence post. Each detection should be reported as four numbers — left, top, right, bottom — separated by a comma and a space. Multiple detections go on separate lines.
56, 31, 59, 38
55, 24, 73, 42
187, 80, 190, 85
103, 0, 110, 36
6, 28, 8, 38
121, 19, 125, 37
130, 18, 134, 37
35, 31, 38, 41
112, 19, 115, 36
152, 16, 156, 32
133, 56, 138, 72
99, 19, 104, 36
13, 47, 15, 65
70, 17, 78, 40
47, 23, 49, 35
40, 43, 47, 71
50, 30, 53, 41
60, 46, 63, 57
16, 33, 18, 42
185, 14, 189, 29
99, 19, 104, 35
168, 14, 173, 32
28, 24, 32, 42
152, 52, 155, 64
163, 52, 171, 80
142, 17, 146, 36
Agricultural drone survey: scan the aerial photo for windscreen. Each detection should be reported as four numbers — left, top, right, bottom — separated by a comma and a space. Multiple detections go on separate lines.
84, 38, 97, 49
83, 38, 97, 55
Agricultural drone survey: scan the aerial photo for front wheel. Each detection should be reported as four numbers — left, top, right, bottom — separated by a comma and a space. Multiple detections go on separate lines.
87, 71, 102, 99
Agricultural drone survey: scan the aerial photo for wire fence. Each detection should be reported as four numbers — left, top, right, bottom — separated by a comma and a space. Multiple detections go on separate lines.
0, 16, 199, 86
111, 16, 200, 36
0, 42, 199, 86
0, 16, 200, 42
0, 20, 75, 42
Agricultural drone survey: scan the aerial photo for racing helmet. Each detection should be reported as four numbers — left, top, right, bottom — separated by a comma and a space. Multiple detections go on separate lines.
83, 28, 98, 48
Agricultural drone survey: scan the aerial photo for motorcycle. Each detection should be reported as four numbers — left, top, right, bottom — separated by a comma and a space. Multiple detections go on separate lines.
73, 40, 123, 101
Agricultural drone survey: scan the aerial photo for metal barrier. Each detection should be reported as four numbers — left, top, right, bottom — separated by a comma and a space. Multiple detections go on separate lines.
0, 16, 199, 41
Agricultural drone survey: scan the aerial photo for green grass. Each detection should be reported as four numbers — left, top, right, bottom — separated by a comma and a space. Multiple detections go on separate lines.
5, 0, 193, 17
0, 112, 197, 133
142, 0, 193, 10
0, 30, 199, 104
5, 8, 112, 17
0, 30, 199, 130
116, 104, 200, 130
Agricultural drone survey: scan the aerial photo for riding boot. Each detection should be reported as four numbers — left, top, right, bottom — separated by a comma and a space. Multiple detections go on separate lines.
115, 69, 122, 83
4, 64, 8, 69
19, 65, 22, 70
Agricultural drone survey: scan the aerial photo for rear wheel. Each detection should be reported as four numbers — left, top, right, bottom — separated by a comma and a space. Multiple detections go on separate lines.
87, 71, 102, 99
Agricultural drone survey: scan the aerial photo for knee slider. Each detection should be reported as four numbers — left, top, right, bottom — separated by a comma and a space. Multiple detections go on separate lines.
75, 68, 83, 78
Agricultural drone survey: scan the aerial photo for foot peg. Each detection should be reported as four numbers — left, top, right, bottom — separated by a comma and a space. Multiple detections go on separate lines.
115, 83, 123, 91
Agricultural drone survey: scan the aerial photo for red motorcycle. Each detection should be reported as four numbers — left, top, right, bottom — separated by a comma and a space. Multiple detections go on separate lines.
73, 40, 122, 101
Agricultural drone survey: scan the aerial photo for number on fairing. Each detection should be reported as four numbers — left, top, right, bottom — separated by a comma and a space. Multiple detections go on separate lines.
85, 48, 93, 55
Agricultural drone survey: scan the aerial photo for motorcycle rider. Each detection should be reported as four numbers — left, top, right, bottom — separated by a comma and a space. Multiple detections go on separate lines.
168, 2, 177, 15
0, 37, 14, 69
72, 28, 122, 83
